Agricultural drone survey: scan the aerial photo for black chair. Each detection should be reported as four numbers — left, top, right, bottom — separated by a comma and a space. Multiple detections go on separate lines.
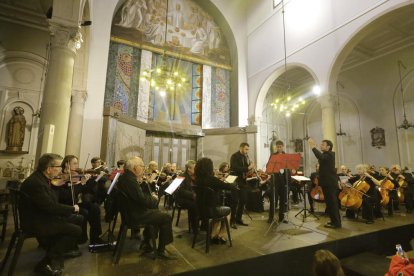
0, 192, 9, 242
0, 187, 36, 276
171, 197, 192, 233
112, 189, 157, 264
192, 185, 232, 253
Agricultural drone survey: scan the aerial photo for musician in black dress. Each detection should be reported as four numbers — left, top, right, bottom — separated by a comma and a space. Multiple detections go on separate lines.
230, 142, 255, 227
346, 164, 381, 224
308, 138, 341, 228
175, 160, 198, 232
390, 165, 414, 213
377, 166, 398, 216
267, 140, 290, 224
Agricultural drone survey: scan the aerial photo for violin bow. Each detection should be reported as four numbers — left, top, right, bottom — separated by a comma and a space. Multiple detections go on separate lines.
83, 153, 90, 173
67, 161, 76, 206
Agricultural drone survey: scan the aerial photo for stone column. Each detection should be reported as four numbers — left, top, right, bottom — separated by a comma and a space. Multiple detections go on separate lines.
318, 94, 338, 153
66, 89, 87, 156
37, 23, 82, 157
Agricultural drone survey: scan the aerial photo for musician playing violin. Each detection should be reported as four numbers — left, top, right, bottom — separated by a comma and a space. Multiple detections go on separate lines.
346, 164, 382, 224
55, 155, 104, 245
390, 165, 414, 213
84, 157, 109, 205
175, 160, 198, 232
109, 159, 125, 181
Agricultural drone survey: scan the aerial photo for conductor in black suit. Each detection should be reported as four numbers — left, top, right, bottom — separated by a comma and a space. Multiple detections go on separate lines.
308, 138, 342, 228
116, 156, 176, 260
20, 153, 82, 275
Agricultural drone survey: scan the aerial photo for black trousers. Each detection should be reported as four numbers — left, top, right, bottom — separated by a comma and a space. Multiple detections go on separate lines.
176, 198, 198, 233
137, 210, 173, 252
235, 183, 249, 221
79, 201, 102, 243
34, 218, 82, 267
321, 185, 341, 226
404, 189, 414, 212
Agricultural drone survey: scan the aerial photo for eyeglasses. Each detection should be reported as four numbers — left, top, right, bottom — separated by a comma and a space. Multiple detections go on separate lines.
50, 165, 61, 168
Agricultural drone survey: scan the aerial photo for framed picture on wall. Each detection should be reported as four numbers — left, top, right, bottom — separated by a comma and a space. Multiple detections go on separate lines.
370, 127, 385, 148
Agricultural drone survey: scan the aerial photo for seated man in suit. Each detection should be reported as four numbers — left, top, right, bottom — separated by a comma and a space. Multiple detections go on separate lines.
20, 153, 82, 276
116, 156, 176, 260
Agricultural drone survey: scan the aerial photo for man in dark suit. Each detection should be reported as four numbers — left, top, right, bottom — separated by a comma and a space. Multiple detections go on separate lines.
230, 142, 255, 227
20, 153, 82, 275
116, 156, 176, 260
267, 140, 291, 224
308, 138, 342, 228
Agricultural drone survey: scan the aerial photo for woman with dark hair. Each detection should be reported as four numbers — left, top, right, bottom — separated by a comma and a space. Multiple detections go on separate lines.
195, 157, 236, 243
312, 249, 345, 276
56, 155, 104, 245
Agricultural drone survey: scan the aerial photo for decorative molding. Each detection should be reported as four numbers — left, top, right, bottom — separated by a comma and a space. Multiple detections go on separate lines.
49, 23, 82, 53
103, 107, 204, 137
71, 89, 87, 104
0, 3, 49, 31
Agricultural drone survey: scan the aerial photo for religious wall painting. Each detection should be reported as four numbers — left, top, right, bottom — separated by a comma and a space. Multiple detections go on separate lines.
112, 0, 231, 69
210, 67, 230, 128
370, 127, 385, 148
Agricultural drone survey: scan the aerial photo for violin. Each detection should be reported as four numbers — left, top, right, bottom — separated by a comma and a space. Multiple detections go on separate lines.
51, 170, 90, 187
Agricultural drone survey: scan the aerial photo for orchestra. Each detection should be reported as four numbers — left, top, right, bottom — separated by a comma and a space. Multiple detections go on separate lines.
11, 139, 414, 275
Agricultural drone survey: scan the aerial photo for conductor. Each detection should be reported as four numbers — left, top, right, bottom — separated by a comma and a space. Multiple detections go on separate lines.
308, 138, 341, 229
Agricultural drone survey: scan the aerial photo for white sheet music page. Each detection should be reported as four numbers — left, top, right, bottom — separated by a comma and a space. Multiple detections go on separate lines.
165, 176, 185, 195
291, 175, 311, 182
225, 175, 238, 184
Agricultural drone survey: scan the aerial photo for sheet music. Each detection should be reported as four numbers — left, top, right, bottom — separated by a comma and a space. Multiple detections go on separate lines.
107, 172, 120, 195
291, 175, 310, 181
225, 175, 237, 184
165, 176, 185, 195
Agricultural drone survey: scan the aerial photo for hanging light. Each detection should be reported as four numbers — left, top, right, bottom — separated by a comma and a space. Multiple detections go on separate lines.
139, 0, 189, 95
397, 60, 414, 130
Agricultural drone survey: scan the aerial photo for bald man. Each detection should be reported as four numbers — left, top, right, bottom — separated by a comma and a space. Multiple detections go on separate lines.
117, 157, 176, 260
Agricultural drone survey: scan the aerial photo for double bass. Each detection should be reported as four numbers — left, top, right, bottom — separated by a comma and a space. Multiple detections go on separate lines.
310, 175, 324, 202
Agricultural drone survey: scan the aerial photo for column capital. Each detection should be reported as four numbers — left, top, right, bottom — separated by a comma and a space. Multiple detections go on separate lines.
317, 94, 336, 110
71, 89, 88, 103
49, 22, 83, 53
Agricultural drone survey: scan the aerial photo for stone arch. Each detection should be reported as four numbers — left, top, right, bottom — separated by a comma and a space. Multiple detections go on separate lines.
255, 63, 318, 167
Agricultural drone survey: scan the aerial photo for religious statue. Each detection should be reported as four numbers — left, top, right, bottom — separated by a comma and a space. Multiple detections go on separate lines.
6, 106, 26, 152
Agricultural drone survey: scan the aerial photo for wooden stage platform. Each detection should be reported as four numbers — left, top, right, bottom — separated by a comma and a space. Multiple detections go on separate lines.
1, 201, 413, 275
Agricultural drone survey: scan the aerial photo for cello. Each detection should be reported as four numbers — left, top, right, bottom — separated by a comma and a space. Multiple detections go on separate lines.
340, 176, 369, 210
310, 175, 325, 202
378, 178, 394, 207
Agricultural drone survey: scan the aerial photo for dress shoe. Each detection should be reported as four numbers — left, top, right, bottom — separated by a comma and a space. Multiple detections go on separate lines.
365, 220, 374, 224
90, 237, 106, 245
218, 237, 227, 244
157, 250, 178, 260
230, 221, 238, 229
63, 250, 82, 258
34, 263, 62, 276
267, 218, 274, 224
324, 223, 341, 229
140, 242, 153, 253
236, 220, 248, 226
309, 209, 315, 214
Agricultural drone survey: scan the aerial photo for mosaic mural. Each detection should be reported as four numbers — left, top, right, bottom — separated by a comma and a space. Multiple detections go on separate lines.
104, 43, 141, 117
211, 67, 230, 128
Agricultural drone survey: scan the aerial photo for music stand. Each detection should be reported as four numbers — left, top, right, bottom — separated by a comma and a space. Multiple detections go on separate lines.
293, 175, 319, 221
265, 153, 301, 235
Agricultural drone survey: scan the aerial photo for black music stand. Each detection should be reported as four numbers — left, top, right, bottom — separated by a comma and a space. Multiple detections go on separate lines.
265, 153, 301, 235
293, 175, 319, 221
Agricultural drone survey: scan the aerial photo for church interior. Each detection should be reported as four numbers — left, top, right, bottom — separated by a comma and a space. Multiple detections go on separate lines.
0, 0, 414, 275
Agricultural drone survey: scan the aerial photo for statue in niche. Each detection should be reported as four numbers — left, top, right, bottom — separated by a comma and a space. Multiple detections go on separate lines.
6, 106, 26, 152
